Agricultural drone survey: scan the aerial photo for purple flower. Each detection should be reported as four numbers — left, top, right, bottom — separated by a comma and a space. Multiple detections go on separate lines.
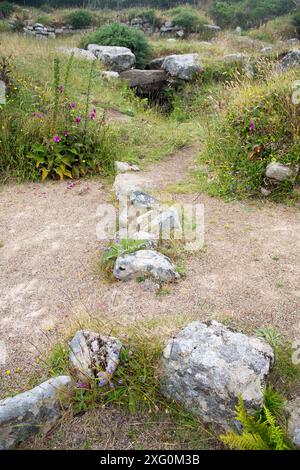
58, 84, 63, 94
76, 382, 87, 389
99, 378, 108, 387
109, 382, 115, 388
118, 379, 123, 385
75, 116, 81, 124
218, 100, 222, 110
90, 108, 96, 120
249, 120, 255, 132
194, 83, 199, 93
62, 130, 68, 137
53, 135, 61, 143
69, 102, 76, 109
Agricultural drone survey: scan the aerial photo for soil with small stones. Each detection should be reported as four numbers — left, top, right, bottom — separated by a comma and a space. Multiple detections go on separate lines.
1, 145, 299, 402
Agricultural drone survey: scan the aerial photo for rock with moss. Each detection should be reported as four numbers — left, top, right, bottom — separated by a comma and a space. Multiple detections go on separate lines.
0, 376, 72, 449
162, 321, 274, 429
113, 249, 179, 282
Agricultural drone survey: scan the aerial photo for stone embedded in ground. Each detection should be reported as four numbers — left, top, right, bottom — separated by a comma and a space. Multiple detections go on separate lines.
223, 53, 248, 62
265, 162, 297, 182
162, 54, 203, 81
278, 49, 300, 71
146, 57, 166, 70
161, 320, 274, 429
69, 330, 122, 382
130, 190, 159, 208
115, 161, 140, 174
113, 249, 179, 282
261, 46, 273, 53
57, 46, 96, 61
101, 71, 120, 79
287, 398, 300, 449
0, 376, 72, 450
136, 206, 181, 238
87, 45, 135, 72
120, 69, 169, 94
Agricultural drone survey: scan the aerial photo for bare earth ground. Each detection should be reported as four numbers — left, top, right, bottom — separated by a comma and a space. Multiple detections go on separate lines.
0, 145, 300, 402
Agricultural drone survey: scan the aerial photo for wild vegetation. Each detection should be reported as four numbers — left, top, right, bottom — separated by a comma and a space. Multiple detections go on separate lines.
0, 0, 300, 454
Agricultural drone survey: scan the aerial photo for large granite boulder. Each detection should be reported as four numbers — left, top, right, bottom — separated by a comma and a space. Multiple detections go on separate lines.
162, 54, 203, 81
69, 330, 122, 383
87, 45, 135, 72
162, 321, 274, 429
0, 376, 72, 449
120, 69, 169, 94
113, 249, 179, 282
278, 50, 300, 71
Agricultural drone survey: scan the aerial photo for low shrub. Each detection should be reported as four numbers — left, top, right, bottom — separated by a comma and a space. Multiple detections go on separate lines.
0, 1, 14, 19
199, 69, 300, 201
80, 23, 151, 69
67, 10, 92, 30
171, 8, 207, 34
293, 9, 300, 38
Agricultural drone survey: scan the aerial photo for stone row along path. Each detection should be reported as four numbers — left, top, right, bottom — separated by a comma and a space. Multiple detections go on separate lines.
0, 145, 300, 395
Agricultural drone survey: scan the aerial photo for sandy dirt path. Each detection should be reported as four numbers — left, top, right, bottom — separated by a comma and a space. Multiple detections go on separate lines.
0, 146, 299, 394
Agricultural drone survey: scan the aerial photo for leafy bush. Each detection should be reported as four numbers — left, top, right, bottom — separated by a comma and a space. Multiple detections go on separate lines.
293, 9, 300, 37
80, 23, 151, 69
67, 10, 92, 30
0, 55, 116, 182
210, 0, 296, 29
171, 8, 207, 34
248, 15, 297, 41
0, 1, 14, 19
200, 69, 300, 201
220, 396, 291, 450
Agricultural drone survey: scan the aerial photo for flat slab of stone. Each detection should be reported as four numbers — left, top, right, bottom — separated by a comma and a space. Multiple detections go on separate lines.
0, 376, 72, 449
162, 321, 274, 429
120, 69, 169, 92
113, 249, 179, 282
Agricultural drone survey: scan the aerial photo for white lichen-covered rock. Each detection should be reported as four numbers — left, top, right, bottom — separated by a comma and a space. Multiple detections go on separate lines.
0, 376, 72, 449
69, 330, 122, 382
278, 50, 300, 71
87, 45, 135, 72
113, 249, 179, 282
261, 46, 273, 53
265, 162, 297, 181
162, 54, 203, 81
129, 190, 159, 208
287, 398, 300, 449
162, 321, 274, 429
57, 46, 96, 61
115, 161, 140, 174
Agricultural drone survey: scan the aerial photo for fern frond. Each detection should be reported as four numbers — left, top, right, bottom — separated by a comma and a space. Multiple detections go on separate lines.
220, 431, 270, 450
263, 406, 290, 450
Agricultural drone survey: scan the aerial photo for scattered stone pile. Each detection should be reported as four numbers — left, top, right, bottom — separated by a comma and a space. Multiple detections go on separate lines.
23, 22, 56, 39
